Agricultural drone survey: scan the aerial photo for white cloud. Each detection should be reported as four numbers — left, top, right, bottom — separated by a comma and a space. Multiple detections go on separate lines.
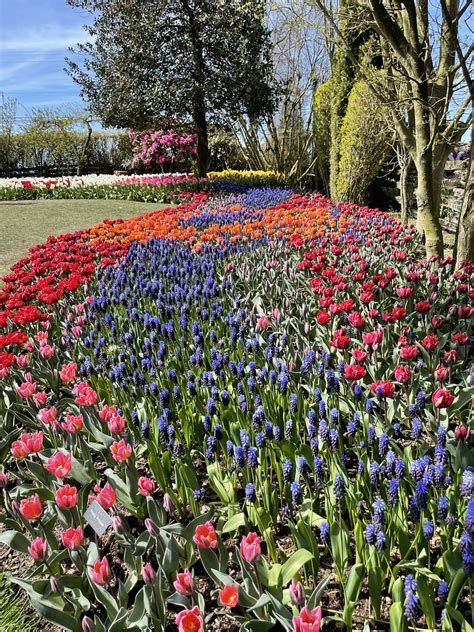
0, 60, 39, 82
1, 25, 89, 52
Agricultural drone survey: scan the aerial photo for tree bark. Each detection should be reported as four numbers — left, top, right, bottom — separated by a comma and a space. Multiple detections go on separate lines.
399, 154, 414, 224
181, 0, 210, 177
193, 102, 210, 178
415, 155, 444, 259
454, 145, 474, 267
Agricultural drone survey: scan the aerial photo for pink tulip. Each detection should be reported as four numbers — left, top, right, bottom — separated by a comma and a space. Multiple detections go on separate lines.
28, 536, 47, 561
240, 531, 261, 564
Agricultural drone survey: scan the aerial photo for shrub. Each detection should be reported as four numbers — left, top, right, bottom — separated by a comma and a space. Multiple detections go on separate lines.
335, 78, 389, 203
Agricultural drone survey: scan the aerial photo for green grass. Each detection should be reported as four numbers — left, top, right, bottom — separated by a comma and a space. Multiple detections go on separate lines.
0, 573, 37, 632
0, 198, 169, 279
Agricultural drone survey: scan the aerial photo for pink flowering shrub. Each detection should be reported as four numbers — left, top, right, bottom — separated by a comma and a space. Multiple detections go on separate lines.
128, 128, 197, 170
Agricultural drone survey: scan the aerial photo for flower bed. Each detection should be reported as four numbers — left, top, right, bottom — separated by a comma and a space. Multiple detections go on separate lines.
0, 170, 286, 203
0, 186, 472, 631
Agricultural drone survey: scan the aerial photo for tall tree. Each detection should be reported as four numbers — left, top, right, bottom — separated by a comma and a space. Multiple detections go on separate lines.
310, 0, 472, 259
66, 0, 276, 177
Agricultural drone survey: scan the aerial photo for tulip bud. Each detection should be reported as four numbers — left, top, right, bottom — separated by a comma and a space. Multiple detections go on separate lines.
11, 500, 20, 517
455, 425, 469, 442
112, 515, 126, 535
163, 493, 174, 514
144, 518, 161, 538
289, 579, 305, 607
142, 562, 156, 585
50, 576, 63, 594
0, 472, 7, 488
82, 616, 96, 632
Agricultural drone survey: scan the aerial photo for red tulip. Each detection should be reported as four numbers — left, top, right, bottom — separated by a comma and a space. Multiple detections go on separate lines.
174, 569, 194, 595
90, 556, 110, 585
434, 365, 448, 381
62, 414, 84, 433
61, 526, 84, 550
421, 333, 439, 351
193, 522, 218, 549
370, 381, 395, 398
45, 450, 72, 478
72, 382, 98, 406
138, 476, 156, 497
143, 562, 156, 585
56, 484, 78, 510
344, 364, 366, 381
20, 494, 43, 521
107, 414, 126, 435
219, 584, 239, 608
89, 482, 116, 509
432, 388, 455, 408
256, 315, 269, 330
59, 362, 77, 383
455, 426, 469, 441
315, 310, 330, 326
394, 365, 411, 383
175, 606, 203, 632
399, 345, 419, 360
110, 439, 132, 463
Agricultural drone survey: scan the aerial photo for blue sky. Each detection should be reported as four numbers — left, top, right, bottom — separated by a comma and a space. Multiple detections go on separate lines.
0, 0, 91, 117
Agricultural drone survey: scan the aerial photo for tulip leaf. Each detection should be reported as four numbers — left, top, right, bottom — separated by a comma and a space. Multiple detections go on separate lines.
307, 575, 331, 610
30, 599, 81, 632
108, 607, 128, 632
280, 549, 314, 587
241, 621, 276, 631
0, 529, 31, 554
222, 512, 246, 533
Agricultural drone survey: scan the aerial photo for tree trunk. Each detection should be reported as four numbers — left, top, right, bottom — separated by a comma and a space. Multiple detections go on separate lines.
415, 156, 444, 259
399, 155, 414, 224
454, 146, 474, 267
193, 102, 210, 178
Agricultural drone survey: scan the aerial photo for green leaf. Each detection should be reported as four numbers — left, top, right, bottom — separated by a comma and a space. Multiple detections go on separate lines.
307, 575, 331, 610
241, 621, 276, 631
162, 535, 179, 577
222, 512, 246, 533
0, 529, 31, 554
70, 455, 94, 484
280, 549, 314, 586
389, 602, 406, 632
330, 520, 349, 580
368, 567, 383, 619
30, 599, 81, 632
415, 575, 436, 630
444, 604, 474, 631
89, 581, 119, 620
447, 568, 467, 608
199, 547, 220, 583
344, 563, 365, 603
108, 607, 129, 632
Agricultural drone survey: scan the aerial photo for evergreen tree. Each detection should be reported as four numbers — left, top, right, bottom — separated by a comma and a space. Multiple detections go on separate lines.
66, 0, 276, 176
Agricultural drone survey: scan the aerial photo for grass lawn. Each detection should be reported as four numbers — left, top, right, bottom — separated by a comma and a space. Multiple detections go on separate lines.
0, 198, 169, 279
